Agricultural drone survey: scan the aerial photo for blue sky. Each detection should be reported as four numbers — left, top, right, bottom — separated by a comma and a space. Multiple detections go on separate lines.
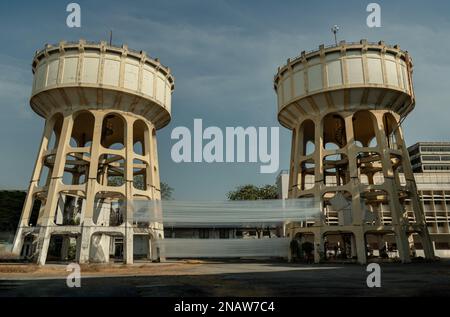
0, 0, 449, 199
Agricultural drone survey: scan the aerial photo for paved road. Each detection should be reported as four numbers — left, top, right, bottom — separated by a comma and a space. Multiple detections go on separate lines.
1, 260, 450, 297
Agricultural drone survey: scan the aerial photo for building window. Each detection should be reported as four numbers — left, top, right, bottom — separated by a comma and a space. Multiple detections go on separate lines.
199, 229, 209, 239
436, 242, 450, 250
422, 155, 440, 161
219, 229, 229, 239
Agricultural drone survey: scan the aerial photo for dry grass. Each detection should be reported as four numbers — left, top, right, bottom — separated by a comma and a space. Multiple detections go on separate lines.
184, 259, 205, 264
0, 261, 203, 279
0, 250, 20, 260
0, 264, 39, 273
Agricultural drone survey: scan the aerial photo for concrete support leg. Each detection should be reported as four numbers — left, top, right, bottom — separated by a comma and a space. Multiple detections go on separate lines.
11, 228, 24, 255
61, 236, 70, 261
147, 237, 153, 261
124, 229, 134, 264
160, 249, 166, 262
287, 239, 293, 263
157, 230, 166, 262
75, 235, 81, 263
351, 234, 357, 258
314, 233, 323, 264
377, 235, 384, 256
36, 228, 51, 266
408, 234, 416, 257
354, 230, 367, 264
103, 235, 111, 264
419, 231, 435, 260
394, 227, 411, 263
77, 227, 91, 264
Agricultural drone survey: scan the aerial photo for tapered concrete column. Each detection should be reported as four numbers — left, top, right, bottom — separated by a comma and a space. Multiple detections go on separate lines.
314, 232, 323, 263
123, 231, 134, 264
147, 235, 153, 260
344, 113, 363, 225
124, 116, 135, 265
396, 124, 435, 260
75, 235, 82, 262
394, 227, 411, 263
12, 117, 55, 255
420, 230, 435, 259
408, 234, 416, 257
287, 239, 293, 263
156, 234, 166, 262
11, 230, 25, 256
149, 127, 166, 262
377, 235, 384, 255
350, 234, 357, 258
77, 112, 103, 264
36, 227, 52, 265
36, 114, 74, 265
61, 236, 70, 260
314, 117, 324, 186
353, 229, 367, 264
77, 226, 91, 264
290, 124, 301, 198
151, 128, 161, 196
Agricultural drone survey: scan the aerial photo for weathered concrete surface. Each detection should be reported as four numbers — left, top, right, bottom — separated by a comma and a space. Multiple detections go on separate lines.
0, 260, 449, 297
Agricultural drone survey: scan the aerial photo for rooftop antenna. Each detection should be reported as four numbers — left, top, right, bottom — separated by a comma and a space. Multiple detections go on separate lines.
109, 30, 113, 46
331, 25, 339, 45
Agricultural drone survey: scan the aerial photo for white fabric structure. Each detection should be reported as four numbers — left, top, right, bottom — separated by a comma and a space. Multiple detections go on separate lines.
131, 198, 320, 258
157, 238, 290, 258
132, 198, 321, 227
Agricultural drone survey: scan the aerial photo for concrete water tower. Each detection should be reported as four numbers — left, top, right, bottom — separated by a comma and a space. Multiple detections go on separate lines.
274, 40, 434, 264
12, 40, 174, 265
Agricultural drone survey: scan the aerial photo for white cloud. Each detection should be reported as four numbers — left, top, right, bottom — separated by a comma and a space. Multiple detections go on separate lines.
0, 54, 32, 118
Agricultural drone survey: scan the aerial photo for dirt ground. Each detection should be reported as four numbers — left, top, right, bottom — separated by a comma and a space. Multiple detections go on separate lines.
1, 260, 450, 297
0, 260, 205, 279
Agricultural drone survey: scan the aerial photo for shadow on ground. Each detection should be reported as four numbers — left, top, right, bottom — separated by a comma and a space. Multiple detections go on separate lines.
0, 260, 449, 297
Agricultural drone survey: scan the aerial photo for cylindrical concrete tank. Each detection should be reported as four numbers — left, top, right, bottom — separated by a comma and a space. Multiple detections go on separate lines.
274, 40, 414, 129
31, 39, 174, 129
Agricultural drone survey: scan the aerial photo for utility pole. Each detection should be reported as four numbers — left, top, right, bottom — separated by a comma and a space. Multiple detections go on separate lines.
331, 25, 339, 45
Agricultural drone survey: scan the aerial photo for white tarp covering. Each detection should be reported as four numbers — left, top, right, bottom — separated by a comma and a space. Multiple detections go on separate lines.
131, 198, 320, 258
132, 198, 321, 227
157, 238, 290, 258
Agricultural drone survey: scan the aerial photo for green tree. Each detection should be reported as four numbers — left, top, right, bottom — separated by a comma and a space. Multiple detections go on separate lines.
160, 182, 174, 200
111, 175, 174, 200
258, 184, 279, 200
227, 184, 279, 200
0, 191, 39, 232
